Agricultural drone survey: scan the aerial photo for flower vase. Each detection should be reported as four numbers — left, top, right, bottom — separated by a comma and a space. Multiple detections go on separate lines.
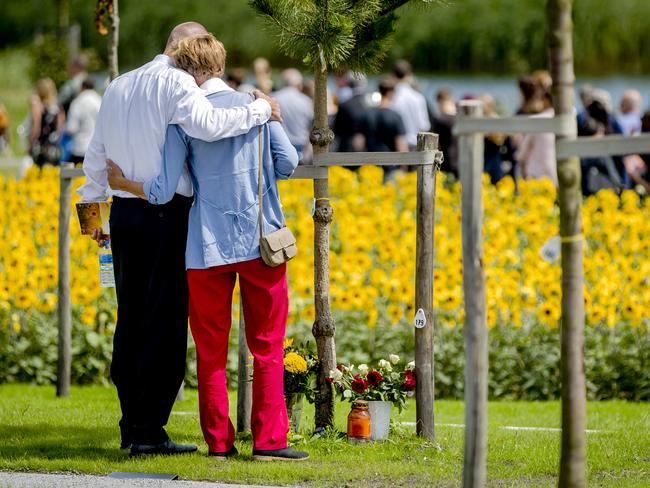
285, 392, 304, 432
367, 400, 391, 440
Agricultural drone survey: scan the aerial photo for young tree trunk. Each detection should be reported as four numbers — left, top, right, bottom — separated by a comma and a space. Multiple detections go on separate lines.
108, 0, 119, 81
310, 55, 336, 430
546, 2, 586, 487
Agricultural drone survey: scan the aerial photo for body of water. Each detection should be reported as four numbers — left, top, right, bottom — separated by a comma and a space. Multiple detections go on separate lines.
364, 74, 650, 116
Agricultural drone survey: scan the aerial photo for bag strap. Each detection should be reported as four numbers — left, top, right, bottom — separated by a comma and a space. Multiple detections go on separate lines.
258, 125, 264, 240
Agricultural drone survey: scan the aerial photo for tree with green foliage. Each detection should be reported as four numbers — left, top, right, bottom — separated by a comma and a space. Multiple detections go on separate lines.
250, 0, 441, 430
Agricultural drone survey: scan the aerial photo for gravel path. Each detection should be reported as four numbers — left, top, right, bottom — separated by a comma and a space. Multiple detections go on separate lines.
0, 472, 287, 488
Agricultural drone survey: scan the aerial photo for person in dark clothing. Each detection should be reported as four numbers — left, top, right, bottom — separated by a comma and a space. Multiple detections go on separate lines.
577, 88, 627, 194
429, 87, 457, 176
357, 78, 408, 181
332, 74, 367, 153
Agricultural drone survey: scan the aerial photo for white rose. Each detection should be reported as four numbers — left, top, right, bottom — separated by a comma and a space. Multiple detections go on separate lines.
343, 389, 352, 398
378, 359, 392, 372
389, 354, 400, 365
407, 361, 415, 370
331, 369, 343, 381
358, 364, 369, 375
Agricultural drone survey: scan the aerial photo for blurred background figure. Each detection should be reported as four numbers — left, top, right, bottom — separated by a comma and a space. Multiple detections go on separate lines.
617, 89, 643, 136
356, 77, 408, 181
253, 57, 273, 95
516, 75, 543, 115
226, 68, 252, 92
391, 59, 430, 151
28, 78, 64, 167
430, 87, 457, 176
58, 54, 90, 114
0, 103, 10, 155
273, 68, 314, 160
480, 94, 513, 184
578, 88, 626, 194
334, 71, 354, 105
333, 72, 367, 153
516, 90, 557, 186
65, 78, 101, 164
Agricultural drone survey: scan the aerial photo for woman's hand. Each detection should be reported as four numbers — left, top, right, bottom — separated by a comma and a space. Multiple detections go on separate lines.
107, 159, 127, 190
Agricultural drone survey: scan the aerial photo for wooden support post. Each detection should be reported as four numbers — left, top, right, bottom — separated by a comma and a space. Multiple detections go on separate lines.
57, 164, 73, 397
458, 100, 487, 488
414, 132, 438, 440
236, 302, 252, 433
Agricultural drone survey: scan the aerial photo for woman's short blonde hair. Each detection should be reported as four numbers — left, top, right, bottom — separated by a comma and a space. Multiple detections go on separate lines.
173, 33, 226, 80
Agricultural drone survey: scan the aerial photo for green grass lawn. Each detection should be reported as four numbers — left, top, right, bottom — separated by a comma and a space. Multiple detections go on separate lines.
0, 385, 648, 487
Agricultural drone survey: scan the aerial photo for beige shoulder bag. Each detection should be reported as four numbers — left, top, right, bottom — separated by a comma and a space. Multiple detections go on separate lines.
258, 126, 297, 267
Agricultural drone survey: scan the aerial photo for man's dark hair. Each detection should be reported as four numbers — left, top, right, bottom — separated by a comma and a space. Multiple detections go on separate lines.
393, 59, 412, 79
81, 77, 95, 91
378, 78, 396, 97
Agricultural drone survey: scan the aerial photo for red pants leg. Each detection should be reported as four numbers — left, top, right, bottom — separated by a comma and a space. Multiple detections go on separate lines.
237, 258, 289, 451
187, 265, 237, 454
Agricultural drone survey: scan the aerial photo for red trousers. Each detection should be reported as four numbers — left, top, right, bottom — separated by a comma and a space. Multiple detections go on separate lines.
187, 258, 289, 453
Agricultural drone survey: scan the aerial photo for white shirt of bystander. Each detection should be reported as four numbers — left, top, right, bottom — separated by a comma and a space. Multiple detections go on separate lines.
78, 54, 271, 201
66, 89, 102, 158
391, 82, 430, 148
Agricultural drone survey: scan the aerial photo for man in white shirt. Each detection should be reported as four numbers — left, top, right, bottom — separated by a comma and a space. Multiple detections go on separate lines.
66, 78, 102, 164
78, 21, 280, 457
390, 59, 431, 151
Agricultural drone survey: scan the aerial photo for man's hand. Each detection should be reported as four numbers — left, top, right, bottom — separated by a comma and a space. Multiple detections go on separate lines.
253, 89, 283, 123
91, 228, 110, 247
107, 159, 127, 190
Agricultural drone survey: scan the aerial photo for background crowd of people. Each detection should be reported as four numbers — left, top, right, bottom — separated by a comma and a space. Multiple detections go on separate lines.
3, 55, 650, 195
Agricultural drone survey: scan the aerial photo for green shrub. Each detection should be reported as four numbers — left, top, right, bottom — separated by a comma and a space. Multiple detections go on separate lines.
1, 307, 648, 401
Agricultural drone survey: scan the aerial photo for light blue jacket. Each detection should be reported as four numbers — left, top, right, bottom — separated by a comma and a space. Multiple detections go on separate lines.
143, 78, 299, 269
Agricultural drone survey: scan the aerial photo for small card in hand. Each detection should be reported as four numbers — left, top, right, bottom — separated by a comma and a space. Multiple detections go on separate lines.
76, 201, 111, 235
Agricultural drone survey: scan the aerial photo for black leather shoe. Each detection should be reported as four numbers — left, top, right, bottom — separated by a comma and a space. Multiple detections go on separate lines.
252, 447, 309, 461
208, 445, 238, 459
120, 439, 132, 450
130, 439, 198, 457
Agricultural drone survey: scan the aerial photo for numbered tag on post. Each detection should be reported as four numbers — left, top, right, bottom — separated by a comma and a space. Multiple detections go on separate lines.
414, 308, 427, 329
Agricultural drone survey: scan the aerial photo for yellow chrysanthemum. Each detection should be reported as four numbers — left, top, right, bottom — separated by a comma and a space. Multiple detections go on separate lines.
284, 352, 307, 374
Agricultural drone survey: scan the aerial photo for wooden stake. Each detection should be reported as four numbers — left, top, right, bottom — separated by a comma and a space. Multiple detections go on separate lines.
414, 132, 438, 440
57, 164, 73, 397
458, 100, 487, 488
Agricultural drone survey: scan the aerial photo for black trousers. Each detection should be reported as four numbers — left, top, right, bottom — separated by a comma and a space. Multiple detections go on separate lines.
109, 194, 192, 444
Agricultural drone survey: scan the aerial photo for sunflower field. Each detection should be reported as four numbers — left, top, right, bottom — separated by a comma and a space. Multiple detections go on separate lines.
0, 166, 648, 400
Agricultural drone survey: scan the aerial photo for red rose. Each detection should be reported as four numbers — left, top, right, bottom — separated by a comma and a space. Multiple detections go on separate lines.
404, 369, 416, 390
326, 376, 334, 385
367, 370, 383, 386
351, 377, 368, 394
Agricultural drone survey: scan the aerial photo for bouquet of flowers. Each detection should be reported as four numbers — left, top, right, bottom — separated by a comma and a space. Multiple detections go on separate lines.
283, 338, 318, 402
327, 355, 416, 412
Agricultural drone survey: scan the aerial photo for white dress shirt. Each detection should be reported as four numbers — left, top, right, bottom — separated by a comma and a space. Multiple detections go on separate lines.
391, 82, 431, 148
66, 89, 102, 157
77, 54, 271, 200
